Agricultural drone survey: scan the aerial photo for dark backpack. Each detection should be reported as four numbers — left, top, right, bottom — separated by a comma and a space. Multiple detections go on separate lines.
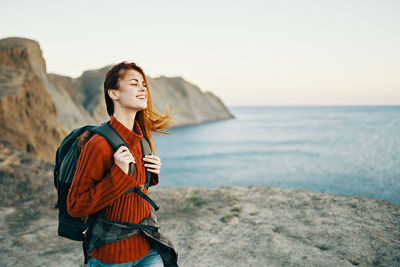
53, 120, 157, 241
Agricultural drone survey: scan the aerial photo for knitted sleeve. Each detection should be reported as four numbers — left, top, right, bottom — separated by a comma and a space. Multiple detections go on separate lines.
66, 135, 137, 217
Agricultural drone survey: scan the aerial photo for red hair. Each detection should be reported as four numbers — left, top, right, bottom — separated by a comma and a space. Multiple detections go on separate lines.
104, 61, 175, 153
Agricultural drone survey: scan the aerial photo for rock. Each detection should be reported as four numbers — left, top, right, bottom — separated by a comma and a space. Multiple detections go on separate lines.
0, 37, 67, 162
0, 142, 399, 266
148, 76, 234, 127
0, 37, 234, 164
47, 73, 98, 131
150, 186, 400, 267
49, 68, 235, 130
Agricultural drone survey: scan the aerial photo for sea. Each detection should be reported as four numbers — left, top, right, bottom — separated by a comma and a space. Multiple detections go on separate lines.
153, 106, 400, 205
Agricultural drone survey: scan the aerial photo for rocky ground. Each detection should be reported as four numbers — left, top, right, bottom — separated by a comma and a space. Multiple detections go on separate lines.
0, 140, 399, 266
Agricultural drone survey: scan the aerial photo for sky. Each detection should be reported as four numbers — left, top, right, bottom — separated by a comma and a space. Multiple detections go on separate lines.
1, 0, 399, 106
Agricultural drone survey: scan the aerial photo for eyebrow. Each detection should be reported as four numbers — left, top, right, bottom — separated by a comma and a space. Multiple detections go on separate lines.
129, 79, 146, 84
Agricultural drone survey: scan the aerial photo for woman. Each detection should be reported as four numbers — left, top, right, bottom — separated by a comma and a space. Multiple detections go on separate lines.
67, 61, 176, 266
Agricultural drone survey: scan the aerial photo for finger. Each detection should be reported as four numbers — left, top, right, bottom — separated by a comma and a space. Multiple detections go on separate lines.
120, 152, 134, 159
144, 163, 160, 170
118, 154, 135, 162
119, 148, 132, 155
117, 145, 129, 153
122, 155, 135, 162
146, 168, 160, 174
144, 154, 160, 160
119, 151, 133, 157
116, 151, 130, 158
144, 161, 160, 168
123, 158, 135, 164
143, 155, 161, 162
143, 158, 160, 164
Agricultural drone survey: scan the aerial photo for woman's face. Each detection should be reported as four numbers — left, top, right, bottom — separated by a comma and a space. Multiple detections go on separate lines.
113, 69, 148, 111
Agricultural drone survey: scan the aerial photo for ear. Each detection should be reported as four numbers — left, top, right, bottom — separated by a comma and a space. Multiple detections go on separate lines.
108, 89, 119, 100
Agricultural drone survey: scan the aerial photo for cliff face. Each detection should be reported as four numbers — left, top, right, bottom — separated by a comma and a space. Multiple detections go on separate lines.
46, 73, 98, 131
48, 67, 235, 131
0, 37, 234, 162
0, 38, 67, 162
149, 76, 234, 126
0, 141, 399, 266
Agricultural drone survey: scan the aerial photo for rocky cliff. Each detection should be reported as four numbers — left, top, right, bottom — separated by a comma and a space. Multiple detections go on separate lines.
48, 67, 234, 131
0, 141, 399, 266
149, 76, 234, 126
0, 37, 234, 161
0, 38, 67, 162
3, 37, 397, 267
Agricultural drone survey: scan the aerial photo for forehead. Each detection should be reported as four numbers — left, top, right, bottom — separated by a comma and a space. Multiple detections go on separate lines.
119, 69, 144, 81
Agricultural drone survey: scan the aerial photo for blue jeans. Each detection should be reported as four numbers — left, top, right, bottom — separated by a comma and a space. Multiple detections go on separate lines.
87, 248, 164, 267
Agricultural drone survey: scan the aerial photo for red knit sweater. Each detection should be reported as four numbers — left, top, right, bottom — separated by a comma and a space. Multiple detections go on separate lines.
66, 116, 159, 264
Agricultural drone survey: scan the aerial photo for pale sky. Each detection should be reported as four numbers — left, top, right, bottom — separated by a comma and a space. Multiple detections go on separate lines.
1, 0, 399, 106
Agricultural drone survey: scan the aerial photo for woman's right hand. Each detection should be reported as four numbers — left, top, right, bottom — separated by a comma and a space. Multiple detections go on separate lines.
113, 145, 135, 174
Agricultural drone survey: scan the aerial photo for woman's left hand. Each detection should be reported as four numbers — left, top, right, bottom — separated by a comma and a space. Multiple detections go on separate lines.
143, 154, 162, 174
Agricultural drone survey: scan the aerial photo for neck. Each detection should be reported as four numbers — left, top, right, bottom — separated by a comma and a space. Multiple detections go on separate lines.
112, 109, 137, 131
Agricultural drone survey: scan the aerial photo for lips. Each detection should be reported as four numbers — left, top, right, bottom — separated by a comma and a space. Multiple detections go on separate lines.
136, 95, 146, 100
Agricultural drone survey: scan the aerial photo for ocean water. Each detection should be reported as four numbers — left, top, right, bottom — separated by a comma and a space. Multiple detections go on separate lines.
153, 106, 400, 205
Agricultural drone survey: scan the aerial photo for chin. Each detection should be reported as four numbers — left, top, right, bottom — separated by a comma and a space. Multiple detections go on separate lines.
138, 104, 148, 110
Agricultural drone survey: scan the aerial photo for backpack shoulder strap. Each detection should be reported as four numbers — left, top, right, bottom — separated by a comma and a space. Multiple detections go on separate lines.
140, 137, 152, 188
89, 121, 135, 176
90, 121, 159, 209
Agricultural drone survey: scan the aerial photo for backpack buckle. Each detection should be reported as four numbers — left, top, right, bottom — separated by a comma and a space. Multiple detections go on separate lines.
139, 184, 145, 191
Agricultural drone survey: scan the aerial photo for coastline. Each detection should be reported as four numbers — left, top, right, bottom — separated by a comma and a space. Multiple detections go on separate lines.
0, 141, 399, 266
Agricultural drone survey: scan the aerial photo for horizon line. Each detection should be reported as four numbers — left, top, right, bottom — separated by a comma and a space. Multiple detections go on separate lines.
227, 104, 400, 107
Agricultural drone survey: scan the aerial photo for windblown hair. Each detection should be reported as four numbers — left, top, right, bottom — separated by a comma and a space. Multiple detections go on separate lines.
104, 61, 175, 154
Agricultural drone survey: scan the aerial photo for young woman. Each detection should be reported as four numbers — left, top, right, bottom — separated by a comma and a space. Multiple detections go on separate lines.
67, 62, 176, 266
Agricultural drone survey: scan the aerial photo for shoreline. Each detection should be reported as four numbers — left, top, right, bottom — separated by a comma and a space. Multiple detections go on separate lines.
0, 141, 399, 266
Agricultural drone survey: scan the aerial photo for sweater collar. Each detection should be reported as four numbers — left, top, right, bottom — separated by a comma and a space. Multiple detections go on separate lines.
109, 115, 143, 145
